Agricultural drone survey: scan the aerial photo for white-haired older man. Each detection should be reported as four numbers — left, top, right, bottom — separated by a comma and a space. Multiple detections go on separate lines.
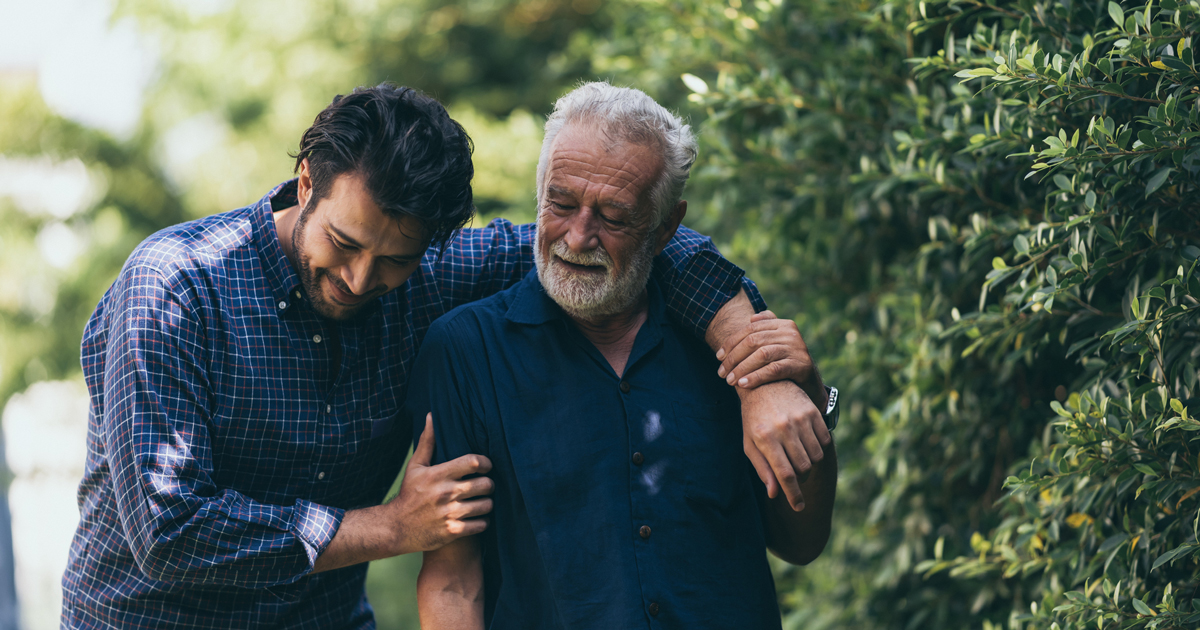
405, 82, 838, 629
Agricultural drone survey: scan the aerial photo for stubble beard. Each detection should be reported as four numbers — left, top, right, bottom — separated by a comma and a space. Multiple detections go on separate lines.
291, 200, 368, 322
534, 216, 657, 320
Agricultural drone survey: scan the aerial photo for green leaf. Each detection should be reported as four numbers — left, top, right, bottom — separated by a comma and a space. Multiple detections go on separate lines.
1172, 399, 1185, 414
1015, 235, 1030, 254
1051, 400, 1072, 417
1084, 190, 1096, 209
1053, 174, 1072, 192
1145, 167, 1172, 197
1108, 2, 1125, 28
992, 257, 1008, 270
1132, 598, 1153, 615
1134, 463, 1157, 476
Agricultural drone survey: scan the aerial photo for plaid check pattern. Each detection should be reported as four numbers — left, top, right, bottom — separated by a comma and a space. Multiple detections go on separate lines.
61, 180, 764, 629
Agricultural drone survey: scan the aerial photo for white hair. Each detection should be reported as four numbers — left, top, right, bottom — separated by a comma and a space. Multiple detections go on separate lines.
535, 81, 698, 227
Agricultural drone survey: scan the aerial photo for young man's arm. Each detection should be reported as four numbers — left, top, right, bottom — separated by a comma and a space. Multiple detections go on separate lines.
103, 262, 490, 585
313, 416, 494, 573
418, 537, 485, 630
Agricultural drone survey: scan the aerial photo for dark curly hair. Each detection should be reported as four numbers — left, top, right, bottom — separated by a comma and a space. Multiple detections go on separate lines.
292, 84, 475, 251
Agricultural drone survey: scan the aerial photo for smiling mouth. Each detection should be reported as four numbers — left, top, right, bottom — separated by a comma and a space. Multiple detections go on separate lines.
327, 277, 368, 305
556, 256, 606, 274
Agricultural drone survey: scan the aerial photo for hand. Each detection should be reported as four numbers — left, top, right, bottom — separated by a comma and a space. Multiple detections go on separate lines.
387, 414, 494, 554
738, 381, 831, 512
717, 310, 827, 409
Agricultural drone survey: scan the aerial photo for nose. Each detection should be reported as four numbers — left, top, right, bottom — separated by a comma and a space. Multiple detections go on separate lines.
341, 256, 377, 296
563, 206, 601, 253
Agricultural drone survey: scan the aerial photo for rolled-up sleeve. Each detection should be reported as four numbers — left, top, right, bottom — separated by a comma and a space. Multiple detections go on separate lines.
102, 264, 343, 587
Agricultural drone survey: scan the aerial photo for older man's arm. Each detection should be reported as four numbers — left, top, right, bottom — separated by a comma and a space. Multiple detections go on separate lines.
418, 537, 485, 630
763, 435, 837, 565
706, 293, 831, 512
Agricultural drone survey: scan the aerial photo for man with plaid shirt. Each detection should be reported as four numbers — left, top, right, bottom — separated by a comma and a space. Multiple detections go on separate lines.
62, 84, 831, 628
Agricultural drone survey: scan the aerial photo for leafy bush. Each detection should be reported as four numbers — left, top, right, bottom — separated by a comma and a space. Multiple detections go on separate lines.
597, 0, 1200, 627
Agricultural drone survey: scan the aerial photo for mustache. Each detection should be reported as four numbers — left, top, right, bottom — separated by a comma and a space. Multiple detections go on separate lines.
551, 239, 611, 269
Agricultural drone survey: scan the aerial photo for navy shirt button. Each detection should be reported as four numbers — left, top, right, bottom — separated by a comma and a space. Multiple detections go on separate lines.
649, 602, 660, 616
632, 452, 644, 466
619, 381, 631, 394
639, 525, 651, 540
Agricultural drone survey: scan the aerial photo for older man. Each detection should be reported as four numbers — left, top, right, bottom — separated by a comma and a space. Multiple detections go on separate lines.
406, 83, 839, 629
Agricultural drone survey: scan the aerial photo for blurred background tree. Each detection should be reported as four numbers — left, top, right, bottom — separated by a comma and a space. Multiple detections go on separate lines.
2, 0, 1197, 628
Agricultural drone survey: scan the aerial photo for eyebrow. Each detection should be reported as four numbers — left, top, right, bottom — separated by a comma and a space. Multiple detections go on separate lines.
546, 185, 636, 213
327, 224, 422, 261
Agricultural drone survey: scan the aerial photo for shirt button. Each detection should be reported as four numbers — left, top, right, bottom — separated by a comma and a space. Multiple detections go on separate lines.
632, 452, 644, 466
317, 471, 326, 480
294, 290, 302, 299
639, 525, 651, 540
313, 334, 323, 343
619, 381, 631, 394
277, 300, 287, 310
325, 404, 332, 413
648, 602, 660, 617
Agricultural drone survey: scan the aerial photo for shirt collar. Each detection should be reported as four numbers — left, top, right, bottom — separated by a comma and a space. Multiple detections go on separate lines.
505, 268, 668, 329
252, 179, 305, 307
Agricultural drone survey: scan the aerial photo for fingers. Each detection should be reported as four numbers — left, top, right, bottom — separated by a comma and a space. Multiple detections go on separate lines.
409, 413, 435, 469
453, 476, 496, 501
439, 453, 493, 479
744, 434, 780, 499
451, 497, 494, 520
758, 438, 804, 511
749, 309, 777, 322
717, 319, 809, 385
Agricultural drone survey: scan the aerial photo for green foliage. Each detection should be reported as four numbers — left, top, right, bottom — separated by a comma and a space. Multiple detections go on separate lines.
595, 0, 1199, 627
6, 0, 1198, 628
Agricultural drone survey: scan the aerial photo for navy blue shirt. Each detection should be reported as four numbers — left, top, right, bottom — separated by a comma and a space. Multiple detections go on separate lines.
406, 271, 781, 630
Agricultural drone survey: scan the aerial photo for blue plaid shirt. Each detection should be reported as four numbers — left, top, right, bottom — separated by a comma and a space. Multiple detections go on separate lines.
62, 180, 765, 629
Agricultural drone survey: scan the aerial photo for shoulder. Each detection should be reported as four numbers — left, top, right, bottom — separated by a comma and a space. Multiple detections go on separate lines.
424, 282, 522, 346
122, 206, 258, 285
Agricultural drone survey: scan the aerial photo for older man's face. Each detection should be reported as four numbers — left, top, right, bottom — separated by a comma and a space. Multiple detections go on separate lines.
535, 124, 666, 318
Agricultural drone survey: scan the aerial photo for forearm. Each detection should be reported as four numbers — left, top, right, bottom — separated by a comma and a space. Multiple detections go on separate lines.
764, 438, 838, 565
707, 290, 827, 409
118, 488, 343, 586
418, 538, 485, 630
312, 505, 405, 574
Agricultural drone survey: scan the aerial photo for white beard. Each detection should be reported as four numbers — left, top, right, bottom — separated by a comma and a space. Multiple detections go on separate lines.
534, 219, 656, 320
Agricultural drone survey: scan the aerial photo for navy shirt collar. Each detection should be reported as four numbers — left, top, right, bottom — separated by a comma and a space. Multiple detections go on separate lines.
506, 269, 668, 376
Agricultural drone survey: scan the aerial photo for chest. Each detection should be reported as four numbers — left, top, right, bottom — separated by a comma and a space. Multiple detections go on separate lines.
200, 296, 416, 507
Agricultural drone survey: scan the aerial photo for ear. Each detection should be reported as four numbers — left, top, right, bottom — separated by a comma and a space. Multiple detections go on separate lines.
296, 158, 313, 210
652, 200, 687, 257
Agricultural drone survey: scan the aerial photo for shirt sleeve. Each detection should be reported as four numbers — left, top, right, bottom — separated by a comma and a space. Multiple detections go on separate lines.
427, 220, 767, 339
405, 315, 489, 467
101, 263, 343, 587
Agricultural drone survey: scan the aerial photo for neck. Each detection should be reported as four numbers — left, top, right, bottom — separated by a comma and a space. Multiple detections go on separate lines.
566, 292, 649, 378
273, 203, 301, 270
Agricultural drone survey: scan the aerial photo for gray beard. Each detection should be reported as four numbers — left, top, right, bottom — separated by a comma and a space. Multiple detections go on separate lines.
534, 219, 657, 320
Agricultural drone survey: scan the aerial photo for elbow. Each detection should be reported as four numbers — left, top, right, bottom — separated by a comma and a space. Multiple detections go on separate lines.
769, 530, 830, 566
134, 537, 191, 582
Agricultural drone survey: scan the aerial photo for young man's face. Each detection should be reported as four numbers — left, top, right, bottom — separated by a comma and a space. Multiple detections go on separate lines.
293, 169, 429, 321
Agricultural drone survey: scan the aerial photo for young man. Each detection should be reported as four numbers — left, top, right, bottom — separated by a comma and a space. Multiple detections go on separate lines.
62, 84, 829, 628
409, 83, 838, 629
